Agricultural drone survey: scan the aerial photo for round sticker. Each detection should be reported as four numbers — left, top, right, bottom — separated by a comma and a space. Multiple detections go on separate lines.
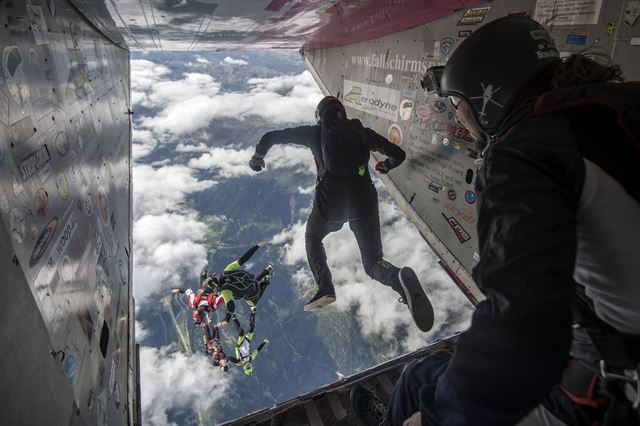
55, 132, 69, 156
387, 124, 403, 145
61, 255, 73, 282
83, 194, 93, 217
30, 224, 38, 240
34, 188, 49, 217
432, 100, 447, 113
399, 99, 414, 121
385, 74, 393, 84
98, 187, 109, 225
465, 190, 477, 205
416, 104, 431, 120
447, 189, 457, 201
30, 216, 59, 267
9, 208, 26, 243
56, 170, 68, 199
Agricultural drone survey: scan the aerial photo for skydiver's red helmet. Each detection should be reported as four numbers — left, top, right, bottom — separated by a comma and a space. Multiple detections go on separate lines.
193, 311, 202, 325
315, 96, 346, 123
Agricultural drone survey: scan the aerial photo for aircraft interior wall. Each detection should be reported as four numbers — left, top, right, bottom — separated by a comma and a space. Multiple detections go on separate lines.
303, 0, 640, 305
0, 0, 136, 424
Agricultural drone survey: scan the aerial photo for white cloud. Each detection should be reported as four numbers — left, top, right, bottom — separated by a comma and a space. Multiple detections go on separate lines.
136, 321, 150, 343
222, 56, 248, 66
140, 345, 232, 425
195, 55, 211, 64
175, 142, 210, 153
133, 164, 216, 217
130, 59, 171, 107
133, 60, 323, 140
188, 145, 315, 178
132, 128, 158, 160
272, 193, 472, 354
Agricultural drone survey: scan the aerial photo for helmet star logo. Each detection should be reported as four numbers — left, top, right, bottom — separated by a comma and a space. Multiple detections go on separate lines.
470, 82, 503, 118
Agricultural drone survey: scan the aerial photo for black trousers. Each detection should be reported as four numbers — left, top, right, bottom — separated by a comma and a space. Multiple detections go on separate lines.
304, 198, 402, 294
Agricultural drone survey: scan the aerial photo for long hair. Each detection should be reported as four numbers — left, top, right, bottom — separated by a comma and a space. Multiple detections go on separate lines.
551, 50, 624, 88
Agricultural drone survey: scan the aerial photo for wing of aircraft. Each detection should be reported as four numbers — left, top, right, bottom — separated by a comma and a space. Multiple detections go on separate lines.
0, 0, 638, 424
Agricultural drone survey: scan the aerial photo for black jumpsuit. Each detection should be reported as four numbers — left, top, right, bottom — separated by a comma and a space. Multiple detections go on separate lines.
254, 121, 406, 295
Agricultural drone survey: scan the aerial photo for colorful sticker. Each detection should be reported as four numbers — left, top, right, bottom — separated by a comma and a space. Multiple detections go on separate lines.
440, 37, 455, 56
416, 104, 431, 120
63, 353, 77, 384
443, 214, 472, 243
432, 100, 447, 113
566, 32, 588, 45
399, 99, 414, 120
465, 190, 477, 205
387, 124, 403, 145
34, 188, 49, 217
458, 6, 491, 26
30, 216, 58, 267
55, 132, 69, 155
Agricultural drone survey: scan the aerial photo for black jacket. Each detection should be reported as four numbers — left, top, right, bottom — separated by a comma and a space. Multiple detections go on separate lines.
254, 121, 406, 221
425, 83, 640, 425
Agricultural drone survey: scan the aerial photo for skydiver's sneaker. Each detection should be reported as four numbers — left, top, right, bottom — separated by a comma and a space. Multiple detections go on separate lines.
398, 267, 434, 332
304, 288, 336, 311
350, 385, 387, 426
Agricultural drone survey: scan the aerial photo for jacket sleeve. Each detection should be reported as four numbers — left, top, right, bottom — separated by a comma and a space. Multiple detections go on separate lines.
254, 125, 318, 158
421, 115, 584, 425
364, 128, 406, 168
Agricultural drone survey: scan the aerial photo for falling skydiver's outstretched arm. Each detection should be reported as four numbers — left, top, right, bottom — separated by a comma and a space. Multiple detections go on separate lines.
223, 240, 270, 274
249, 126, 319, 171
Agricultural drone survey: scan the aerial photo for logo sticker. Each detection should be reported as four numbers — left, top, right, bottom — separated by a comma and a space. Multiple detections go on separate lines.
55, 170, 68, 199
432, 100, 447, 113
440, 37, 455, 56
458, 30, 472, 38
19, 145, 51, 181
387, 124, 403, 145
470, 83, 503, 125
465, 190, 477, 205
30, 216, 58, 267
2, 46, 29, 110
55, 132, 69, 155
343, 79, 401, 121
64, 353, 77, 384
34, 188, 49, 217
443, 214, 472, 243
458, 6, 491, 26
83, 195, 93, 216
447, 189, 457, 201
399, 99, 414, 120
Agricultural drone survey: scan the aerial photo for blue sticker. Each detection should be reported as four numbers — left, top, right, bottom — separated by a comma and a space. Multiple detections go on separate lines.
566, 32, 587, 45
465, 190, 477, 205
402, 89, 417, 99
440, 37, 455, 56
432, 100, 447, 113
64, 353, 77, 384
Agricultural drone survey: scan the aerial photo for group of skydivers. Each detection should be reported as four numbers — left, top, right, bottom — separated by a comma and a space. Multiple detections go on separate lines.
172, 240, 272, 376
166, 15, 640, 426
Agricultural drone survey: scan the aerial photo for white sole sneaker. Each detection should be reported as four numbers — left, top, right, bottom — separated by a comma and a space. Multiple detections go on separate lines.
304, 294, 336, 311
399, 267, 434, 332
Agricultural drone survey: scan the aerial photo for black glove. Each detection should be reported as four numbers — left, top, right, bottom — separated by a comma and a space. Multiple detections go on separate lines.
249, 154, 265, 172
375, 160, 391, 174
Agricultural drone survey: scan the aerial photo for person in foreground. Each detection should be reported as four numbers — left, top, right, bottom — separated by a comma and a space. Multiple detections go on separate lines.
353, 16, 640, 426
248, 96, 434, 332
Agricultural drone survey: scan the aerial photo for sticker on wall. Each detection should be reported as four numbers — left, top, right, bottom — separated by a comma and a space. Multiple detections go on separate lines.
387, 124, 403, 145
55, 132, 69, 155
458, 6, 491, 26
47, 0, 56, 16
443, 213, 472, 243
68, 164, 77, 183
416, 104, 431, 120
60, 255, 73, 282
77, 308, 94, 341
30, 224, 39, 240
7, 16, 29, 37
566, 31, 588, 45
83, 194, 94, 217
30, 216, 58, 267
625, 1, 640, 26
440, 37, 455, 56
432, 100, 447, 113
10, 208, 26, 243
118, 259, 127, 286
63, 352, 77, 384
34, 188, 49, 217
98, 187, 109, 225
19, 145, 51, 181
447, 189, 457, 201
385, 74, 393, 85
55, 170, 69, 199
113, 380, 121, 409
399, 99, 414, 120
465, 190, 477, 205
3, 46, 29, 111
458, 30, 472, 38
401, 89, 417, 99
26, 4, 49, 45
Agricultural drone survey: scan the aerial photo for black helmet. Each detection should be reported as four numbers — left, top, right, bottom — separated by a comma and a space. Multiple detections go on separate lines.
441, 16, 560, 135
315, 96, 346, 123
